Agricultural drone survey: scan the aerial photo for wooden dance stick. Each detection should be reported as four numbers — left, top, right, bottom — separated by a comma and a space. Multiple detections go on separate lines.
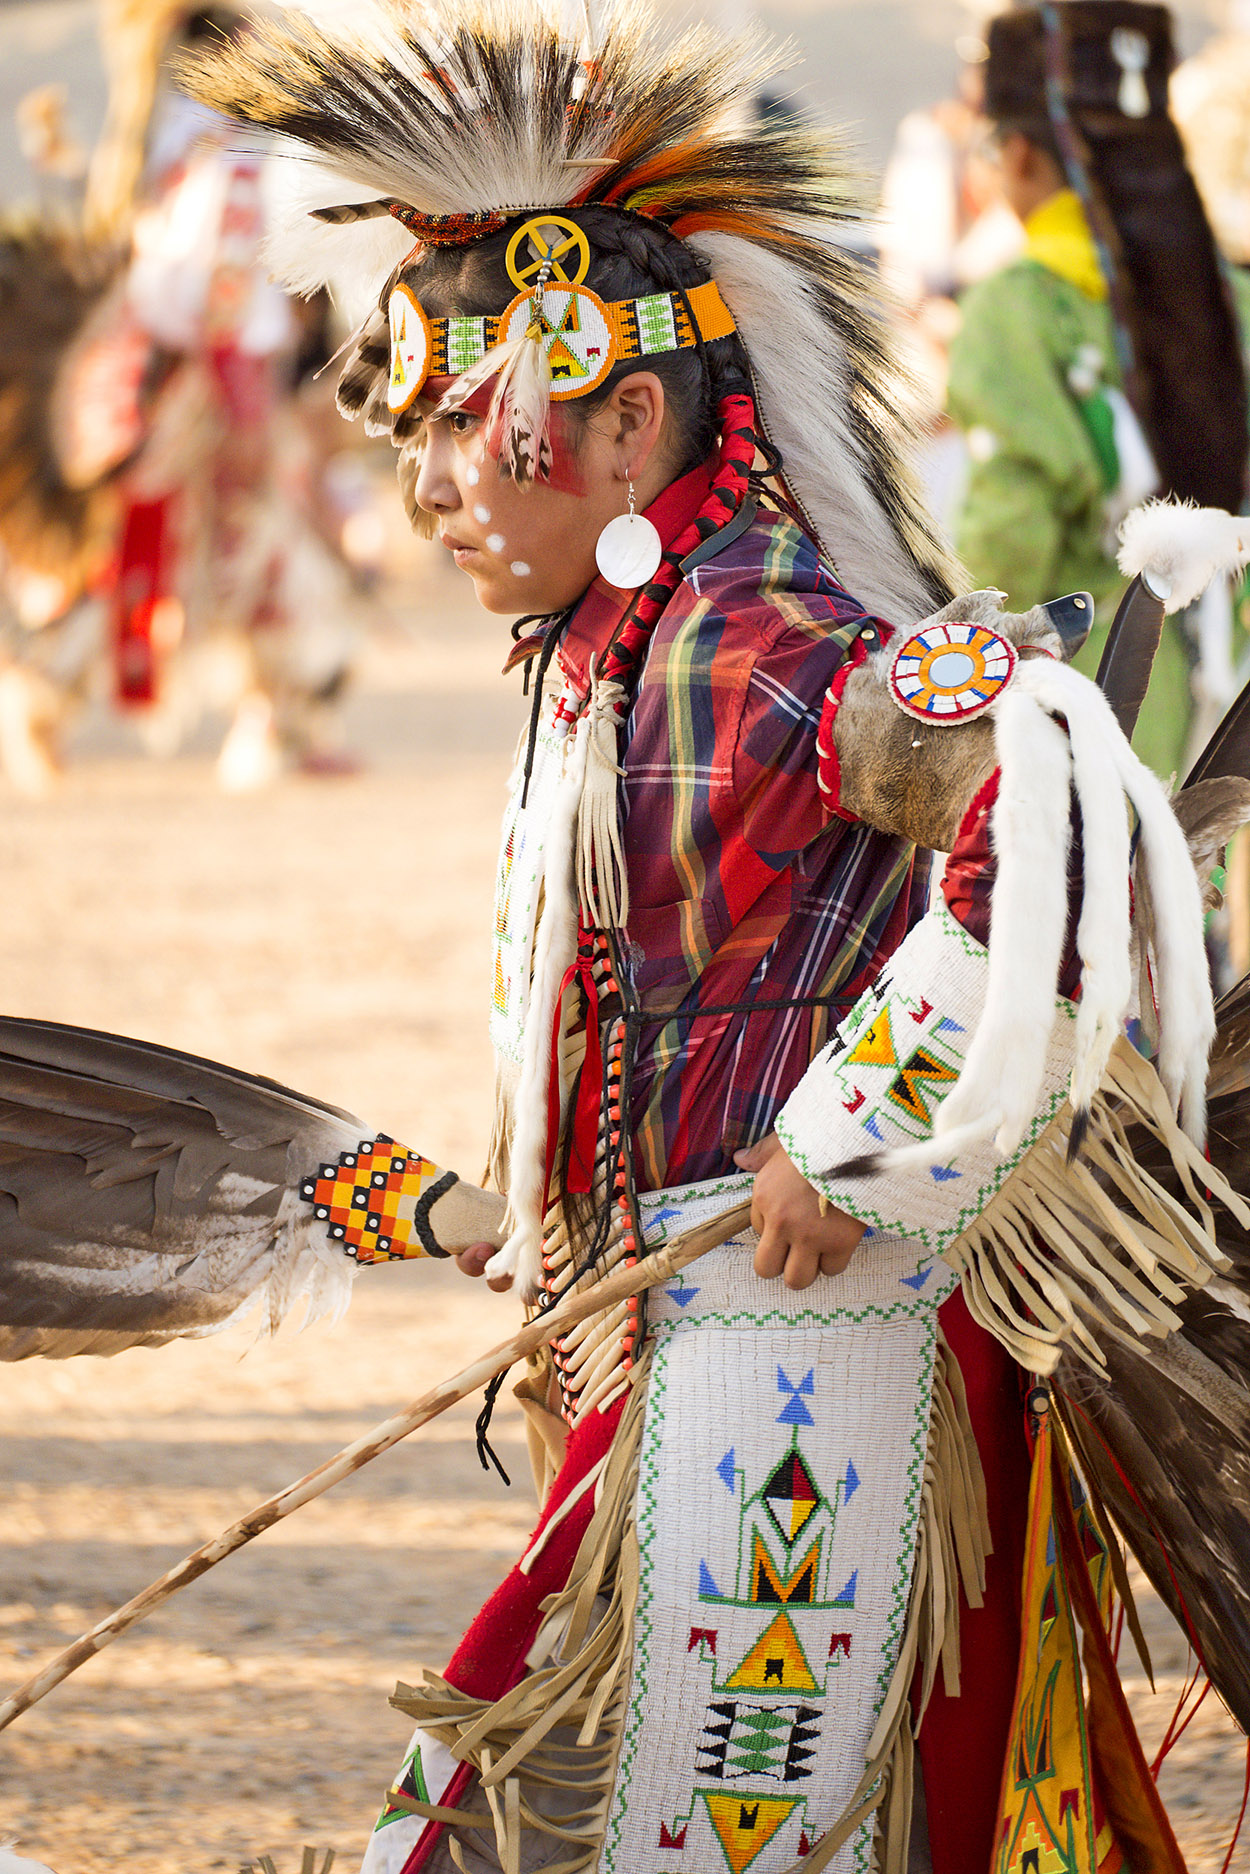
0, 1200, 752, 1733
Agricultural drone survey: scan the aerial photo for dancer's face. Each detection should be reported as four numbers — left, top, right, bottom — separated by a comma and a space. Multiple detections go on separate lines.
413, 371, 672, 614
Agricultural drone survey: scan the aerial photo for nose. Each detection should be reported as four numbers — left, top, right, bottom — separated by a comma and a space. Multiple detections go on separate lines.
414, 424, 460, 517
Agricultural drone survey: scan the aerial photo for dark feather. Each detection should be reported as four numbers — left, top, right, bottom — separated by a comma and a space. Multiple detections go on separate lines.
0, 1018, 503, 1359
1094, 573, 1167, 742
1053, 948, 1250, 1727
1185, 670, 1250, 788
1170, 776, 1250, 909
1055, 1311, 1250, 1731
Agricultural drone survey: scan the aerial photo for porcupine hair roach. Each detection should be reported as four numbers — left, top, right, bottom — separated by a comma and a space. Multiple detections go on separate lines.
178, 0, 960, 622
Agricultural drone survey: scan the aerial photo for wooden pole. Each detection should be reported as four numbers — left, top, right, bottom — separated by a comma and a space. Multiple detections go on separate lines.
0, 1201, 752, 1733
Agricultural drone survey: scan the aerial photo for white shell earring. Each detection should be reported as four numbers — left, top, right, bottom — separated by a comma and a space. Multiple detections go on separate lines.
594, 477, 663, 589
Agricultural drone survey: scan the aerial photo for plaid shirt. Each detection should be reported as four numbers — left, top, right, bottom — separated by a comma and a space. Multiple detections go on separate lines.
558, 472, 921, 1192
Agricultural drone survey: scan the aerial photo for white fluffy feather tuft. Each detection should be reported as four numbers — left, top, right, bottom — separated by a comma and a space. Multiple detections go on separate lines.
1117, 499, 1250, 614
262, 150, 412, 319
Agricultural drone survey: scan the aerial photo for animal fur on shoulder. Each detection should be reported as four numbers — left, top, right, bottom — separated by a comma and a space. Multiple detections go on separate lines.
830, 587, 1226, 1164
831, 589, 1075, 851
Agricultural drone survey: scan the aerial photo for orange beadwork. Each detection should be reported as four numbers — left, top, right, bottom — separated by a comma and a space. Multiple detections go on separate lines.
300, 1137, 447, 1264
388, 204, 508, 246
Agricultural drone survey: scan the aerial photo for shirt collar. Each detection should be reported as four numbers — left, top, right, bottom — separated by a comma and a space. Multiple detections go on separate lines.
1024, 188, 1108, 302
558, 460, 715, 692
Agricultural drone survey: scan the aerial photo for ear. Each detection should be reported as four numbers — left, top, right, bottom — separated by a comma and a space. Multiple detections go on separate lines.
605, 372, 667, 479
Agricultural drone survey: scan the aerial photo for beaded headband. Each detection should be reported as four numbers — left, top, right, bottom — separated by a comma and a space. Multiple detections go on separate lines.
386, 277, 737, 415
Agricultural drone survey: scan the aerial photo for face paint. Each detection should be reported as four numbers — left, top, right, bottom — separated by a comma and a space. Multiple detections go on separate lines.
510, 561, 532, 577
466, 463, 480, 486
486, 533, 506, 554
473, 504, 492, 524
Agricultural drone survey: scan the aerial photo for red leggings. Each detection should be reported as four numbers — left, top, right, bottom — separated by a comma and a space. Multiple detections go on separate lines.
917, 1287, 1032, 1874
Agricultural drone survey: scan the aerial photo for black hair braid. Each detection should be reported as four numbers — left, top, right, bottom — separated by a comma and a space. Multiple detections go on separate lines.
566, 208, 754, 470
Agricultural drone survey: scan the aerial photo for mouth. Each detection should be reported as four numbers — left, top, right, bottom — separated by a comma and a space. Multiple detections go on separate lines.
440, 530, 483, 568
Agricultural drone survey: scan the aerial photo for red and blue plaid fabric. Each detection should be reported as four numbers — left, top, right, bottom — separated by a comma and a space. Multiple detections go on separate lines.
558, 478, 923, 1192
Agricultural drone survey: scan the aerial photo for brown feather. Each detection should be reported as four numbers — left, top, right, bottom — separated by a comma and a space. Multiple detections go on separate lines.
0, 1018, 502, 1358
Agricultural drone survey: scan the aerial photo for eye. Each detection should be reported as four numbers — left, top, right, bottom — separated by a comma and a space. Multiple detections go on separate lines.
447, 409, 481, 436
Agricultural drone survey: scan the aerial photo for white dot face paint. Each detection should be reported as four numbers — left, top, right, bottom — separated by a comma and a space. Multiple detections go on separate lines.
466, 463, 480, 486
510, 561, 532, 578
486, 533, 506, 554
473, 504, 492, 524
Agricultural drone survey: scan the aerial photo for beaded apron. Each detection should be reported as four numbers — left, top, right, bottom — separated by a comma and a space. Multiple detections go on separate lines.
600, 1180, 956, 1874
360, 1177, 958, 1874
361, 661, 960, 1874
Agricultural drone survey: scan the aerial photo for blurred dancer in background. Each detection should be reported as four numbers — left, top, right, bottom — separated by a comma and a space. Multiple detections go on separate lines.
0, 0, 369, 794
946, 1, 1249, 781
113, 3, 363, 786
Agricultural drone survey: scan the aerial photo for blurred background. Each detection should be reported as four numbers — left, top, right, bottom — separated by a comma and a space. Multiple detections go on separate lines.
0, 2, 1247, 1871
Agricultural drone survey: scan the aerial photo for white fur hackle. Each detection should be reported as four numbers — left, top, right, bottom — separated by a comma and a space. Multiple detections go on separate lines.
1118, 498, 1250, 613
925, 686, 1075, 1160
689, 231, 944, 622
878, 648, 1214, 1173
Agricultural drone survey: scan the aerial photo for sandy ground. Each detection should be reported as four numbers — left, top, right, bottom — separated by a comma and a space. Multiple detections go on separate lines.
0, 551, 1246, 1873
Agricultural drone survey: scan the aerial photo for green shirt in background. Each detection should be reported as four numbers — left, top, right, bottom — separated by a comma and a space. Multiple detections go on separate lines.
946, 208, 1193, 779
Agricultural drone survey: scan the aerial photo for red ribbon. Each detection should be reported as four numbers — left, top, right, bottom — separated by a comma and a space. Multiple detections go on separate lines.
543, 937, 604, 1203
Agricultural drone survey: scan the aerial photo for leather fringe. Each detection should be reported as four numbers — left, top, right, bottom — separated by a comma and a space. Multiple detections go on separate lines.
384, 1330, 988, 1874
384, 1364, 650, 1873
944, 1037, 1250, 1376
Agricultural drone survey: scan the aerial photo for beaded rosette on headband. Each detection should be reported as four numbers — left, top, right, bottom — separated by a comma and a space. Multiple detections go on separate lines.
381, 207, 738, 487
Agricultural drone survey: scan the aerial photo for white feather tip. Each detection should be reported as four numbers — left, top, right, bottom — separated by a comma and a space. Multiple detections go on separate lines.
1117, 499, 1250, 614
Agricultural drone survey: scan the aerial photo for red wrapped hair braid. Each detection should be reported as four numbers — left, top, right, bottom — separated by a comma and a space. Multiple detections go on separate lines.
599, 390, 758, 691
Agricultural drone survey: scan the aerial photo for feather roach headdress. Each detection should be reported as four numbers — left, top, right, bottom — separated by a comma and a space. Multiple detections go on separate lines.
179, 0, 959, 622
